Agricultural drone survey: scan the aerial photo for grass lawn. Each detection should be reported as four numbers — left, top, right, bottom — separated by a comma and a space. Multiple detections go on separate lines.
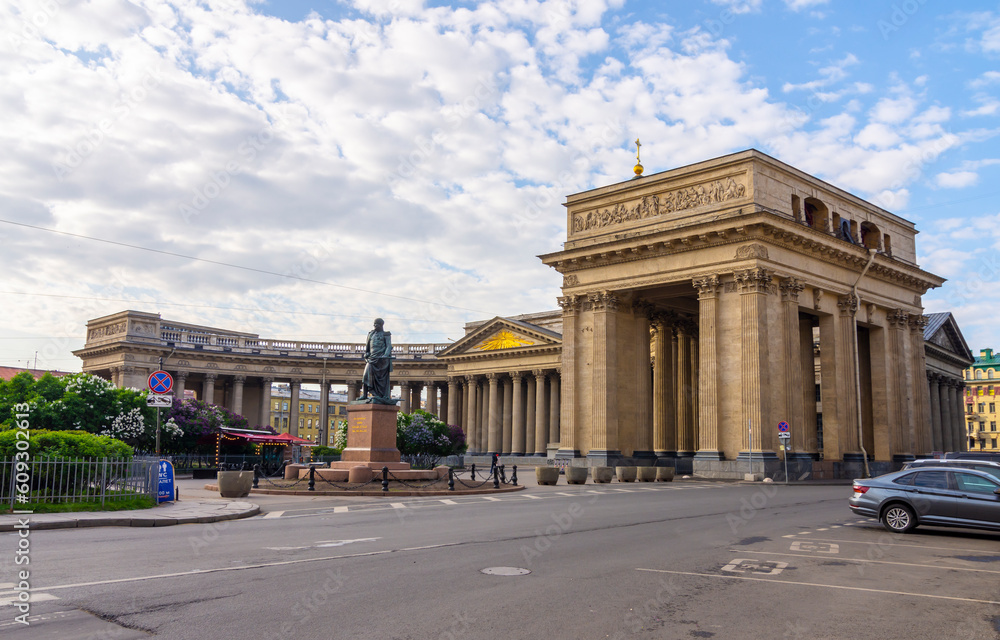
6, 496, 156, 513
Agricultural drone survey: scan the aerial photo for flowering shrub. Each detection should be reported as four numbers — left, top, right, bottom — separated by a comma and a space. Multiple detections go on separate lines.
334, 419, 347, 450
162, 398, 263, 454
396, 410, 466, 468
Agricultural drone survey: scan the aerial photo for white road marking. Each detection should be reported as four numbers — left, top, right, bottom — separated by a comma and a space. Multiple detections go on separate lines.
333, 506, 349, 513
391, 503, 407, 509
482, 497, 501, 502
787, 537, 996, 555
262, 511, 284, 519
789, 541, 839, 554
0, 593, 59, 607
523, 494, 542, 499
439, 499, 457, 505
721, 559, 787, 575
636, 567, 1000, 605
740, 549, 1000, 575
555, 492, 576, 496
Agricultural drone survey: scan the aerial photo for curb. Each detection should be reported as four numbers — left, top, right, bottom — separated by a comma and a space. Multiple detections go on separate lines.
0, 504, 260, 532
207, 484, 526, 497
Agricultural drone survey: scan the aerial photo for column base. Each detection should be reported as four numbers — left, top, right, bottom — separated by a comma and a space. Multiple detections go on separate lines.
736, 451, 779, 461
675, 451, 695, 474
555, 449, 581, 460
510, 451, 525, 457
586, 449, 624, 466
842, 452, 872, 462
785, 451, 819, 462
632, 450, 657, 463
693, 450, 725, 461
892, 453, 916, 463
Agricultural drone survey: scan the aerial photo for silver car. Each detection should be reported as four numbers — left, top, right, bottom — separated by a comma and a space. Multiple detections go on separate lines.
849, 468, 1000, 533
902, 458, 1000, 481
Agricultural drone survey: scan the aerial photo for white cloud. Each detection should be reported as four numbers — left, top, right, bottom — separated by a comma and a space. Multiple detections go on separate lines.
969, 71, 1000, 89
935, 171, 979, 188
784, 0, 830, 11
706, 0, 763, 15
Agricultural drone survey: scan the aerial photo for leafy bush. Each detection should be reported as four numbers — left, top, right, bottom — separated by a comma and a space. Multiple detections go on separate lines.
0, 429, 133, 459
161, 398, 262, 454
396, 410, 466, 468
311, 445, 340, 457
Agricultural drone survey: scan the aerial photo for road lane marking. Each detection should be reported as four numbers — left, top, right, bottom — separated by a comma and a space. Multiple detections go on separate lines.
439, 499, 457, 505
262, 511, 284, 519
736, 549, 1000, 575
0, 593, 59, 607
523, 494, 542, 499
391, 503, 407, 509
482, 496, 501, 501
721, 559, 787, 575
334, 506, 349, 513
635, 568, 1000, 605
784, 537, 997, 555
789, 541, 839, 553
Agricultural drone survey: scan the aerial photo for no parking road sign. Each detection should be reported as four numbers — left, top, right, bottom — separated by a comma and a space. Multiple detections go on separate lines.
148, 370, 173, 395
778, 421, 790, 433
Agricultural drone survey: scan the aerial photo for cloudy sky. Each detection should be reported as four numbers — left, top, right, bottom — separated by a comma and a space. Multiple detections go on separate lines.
2, 0, 999, 372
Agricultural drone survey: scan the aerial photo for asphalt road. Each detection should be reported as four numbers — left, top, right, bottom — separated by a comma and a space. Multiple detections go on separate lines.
3, 480, 1000, 639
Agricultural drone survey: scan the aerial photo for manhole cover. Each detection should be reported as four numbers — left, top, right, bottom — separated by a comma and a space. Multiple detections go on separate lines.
480, 567, 531, 576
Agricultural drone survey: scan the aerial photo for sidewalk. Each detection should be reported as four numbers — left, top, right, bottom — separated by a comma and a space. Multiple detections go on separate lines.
0, 479, 260, 531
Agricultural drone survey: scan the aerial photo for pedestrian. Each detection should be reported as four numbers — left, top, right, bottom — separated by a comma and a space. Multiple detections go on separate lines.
489, 452, 499, 476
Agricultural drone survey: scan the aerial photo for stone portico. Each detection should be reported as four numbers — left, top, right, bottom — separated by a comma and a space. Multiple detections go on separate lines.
74, 149, 970, 479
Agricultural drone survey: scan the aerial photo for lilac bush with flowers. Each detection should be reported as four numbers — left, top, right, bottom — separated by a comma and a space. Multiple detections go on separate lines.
396, 409, 466, 468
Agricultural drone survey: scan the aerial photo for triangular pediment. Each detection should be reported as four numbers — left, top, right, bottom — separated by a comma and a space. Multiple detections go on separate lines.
925, 312, 973, 362
436, 317, 561, 359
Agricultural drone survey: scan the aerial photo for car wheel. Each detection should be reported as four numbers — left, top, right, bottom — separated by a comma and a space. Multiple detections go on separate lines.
881, 503, 916, 533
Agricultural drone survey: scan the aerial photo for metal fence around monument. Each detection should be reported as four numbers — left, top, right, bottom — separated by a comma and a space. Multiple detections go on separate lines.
2, 456, 159, 508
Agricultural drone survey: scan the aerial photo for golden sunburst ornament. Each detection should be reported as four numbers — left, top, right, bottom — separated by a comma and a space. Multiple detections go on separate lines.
478, 330, 533, 351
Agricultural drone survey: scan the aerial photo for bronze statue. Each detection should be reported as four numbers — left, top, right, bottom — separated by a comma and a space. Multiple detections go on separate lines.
361, 318, 396, 404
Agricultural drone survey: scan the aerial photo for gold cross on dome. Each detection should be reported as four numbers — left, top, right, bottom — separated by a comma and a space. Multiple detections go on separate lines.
635, 138, 641, 163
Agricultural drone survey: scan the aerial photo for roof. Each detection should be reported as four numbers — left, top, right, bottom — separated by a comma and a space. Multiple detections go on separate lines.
974, 350, 1000, 367
0, 366, 73, 381
922, 312, 973, 363
923, 312, 950, 340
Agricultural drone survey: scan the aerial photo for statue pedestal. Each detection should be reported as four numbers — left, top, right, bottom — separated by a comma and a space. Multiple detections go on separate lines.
332, 403, 408, 470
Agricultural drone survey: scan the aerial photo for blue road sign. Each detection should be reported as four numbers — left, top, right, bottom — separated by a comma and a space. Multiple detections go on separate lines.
778, 421, 790, 433
157, 460, 175, 503
149, 370, 173, 394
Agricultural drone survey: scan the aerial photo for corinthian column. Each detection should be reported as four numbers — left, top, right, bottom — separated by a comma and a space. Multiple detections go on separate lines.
589, 291, 620, 462
511, 372, 525, 456
909, 315, 932, 455
448, 377, 460, 429
836, 293, 862, 459
652, 315, 676, 461
557, 295, 580, 458
487, 373, 500, 454
693, 275, 723, 459
737, 268, 774, 459
675, 320, 693, 458
633, 301, 655, 461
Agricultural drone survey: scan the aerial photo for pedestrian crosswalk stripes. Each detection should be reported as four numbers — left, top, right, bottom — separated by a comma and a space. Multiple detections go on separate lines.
261, 481, 729, 519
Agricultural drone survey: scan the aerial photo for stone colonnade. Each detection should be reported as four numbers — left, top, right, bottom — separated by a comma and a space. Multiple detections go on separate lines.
927, 372, 966, 453
456, 370, 562, 455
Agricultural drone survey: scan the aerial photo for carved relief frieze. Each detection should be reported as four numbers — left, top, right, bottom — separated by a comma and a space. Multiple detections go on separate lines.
235, 364, 248, 371
206, 362, 219, 369
572, 175, 747, 233
88, 321, 127, 341
262, 365, 276, 372
290, 367, 303, 374
866, 303, 876, 325
813, 288, 823, 310
178, 360, 191, 366
735, 243, 769, 260
563, 274, 579, 287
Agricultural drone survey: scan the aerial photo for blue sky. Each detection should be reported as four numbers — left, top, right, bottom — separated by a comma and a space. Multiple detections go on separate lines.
1, 0, 998, 371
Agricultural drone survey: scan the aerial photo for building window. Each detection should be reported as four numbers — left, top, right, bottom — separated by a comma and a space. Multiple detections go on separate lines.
991, 403, 996, 413
299, 418, 304, 427
299, 403, 304, 412
273, 417, 279, 428
274, 401, 279, 410
992, 422, 997, 432
993, 438, 998, 449
283, 402, 288, 410
979, 404, 986, 413
814, 384, 821, 402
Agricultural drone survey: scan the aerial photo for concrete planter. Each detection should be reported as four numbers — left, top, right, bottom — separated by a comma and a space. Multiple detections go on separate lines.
592, 466, 614, 483
616, 466, 637, 483
536, 467, 560, 485
636, 466, 657, 482
217, 470, 253, 498
565, 466, 589, 484
655, 467, 675, 482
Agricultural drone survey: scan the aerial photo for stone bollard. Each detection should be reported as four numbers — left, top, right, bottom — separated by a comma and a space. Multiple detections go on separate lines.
636, 466, 657, 482
349, 465, 374, 484
616, 466, 637, 483
535, 467, 560, 485
592, 466, 614, 483
655, 467, 675, 482
565, 466, 589, 484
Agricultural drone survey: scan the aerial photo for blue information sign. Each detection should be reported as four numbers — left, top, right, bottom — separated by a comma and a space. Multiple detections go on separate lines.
157, 459, 175, 503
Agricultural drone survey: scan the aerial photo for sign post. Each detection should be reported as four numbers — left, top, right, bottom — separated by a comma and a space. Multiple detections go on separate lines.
778, 421, 791, 485
148, 371, 173, 456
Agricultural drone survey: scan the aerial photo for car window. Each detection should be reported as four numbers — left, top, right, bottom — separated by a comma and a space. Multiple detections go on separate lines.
954, 472, 1000, 495
893, 472, 916, 485
972, 465, 1000, 481
912, 471, 950, 489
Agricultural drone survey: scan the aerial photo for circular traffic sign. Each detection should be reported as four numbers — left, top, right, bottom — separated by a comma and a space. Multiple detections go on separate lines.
148, 370, 173, 394
778, 421, 790, 433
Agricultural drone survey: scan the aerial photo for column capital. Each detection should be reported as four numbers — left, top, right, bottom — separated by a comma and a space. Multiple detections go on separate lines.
557, 294, 581, 312
176, 370, 189, 380
448, 376, 461, 386
486, 372, 500, 382
734, 268, 773, 294
464, 374, 476, 383
908, 314, 928, 332
289, 378, 301, 386
260, 376, 274, 384
588, 290, 620, 312
887, 308, 909, 327
692, 274, 722, 299
204, 372, 218, 381
532, 369, 546, 379
779, 277, 804, 302
632, 299, 655, 318
233, 374, 246, 384
837, 293, 859, 316
400, 380, 410, 388
509, 371, 523, 382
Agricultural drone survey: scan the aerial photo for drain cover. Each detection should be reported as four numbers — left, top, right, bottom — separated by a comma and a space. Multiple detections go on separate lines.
481, 566, 531, 576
